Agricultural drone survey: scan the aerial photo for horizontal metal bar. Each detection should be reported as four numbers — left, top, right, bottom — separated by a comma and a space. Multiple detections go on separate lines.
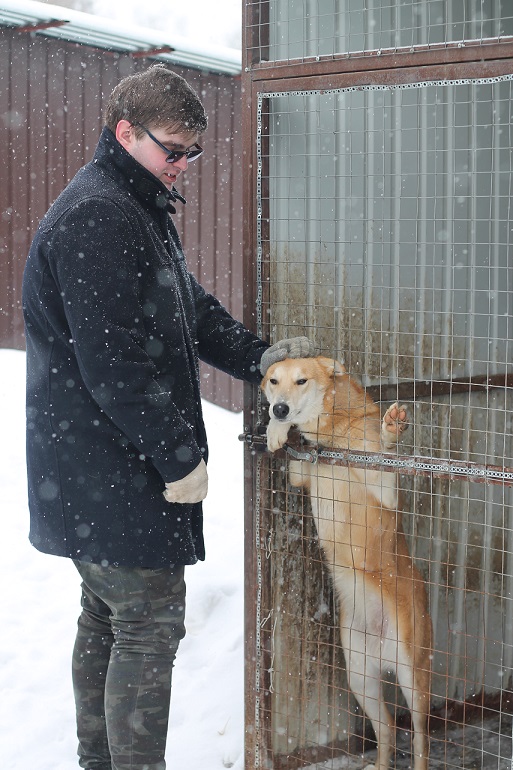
253, 57, 513, 97
130, 45, 175, 58
366, 372, 513, 403
240, 433, 513, 487
247, 38, 513, 81
14, 19, 69, 33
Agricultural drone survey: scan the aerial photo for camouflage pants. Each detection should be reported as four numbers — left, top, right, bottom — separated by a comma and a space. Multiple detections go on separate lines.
72, 561, 186, 770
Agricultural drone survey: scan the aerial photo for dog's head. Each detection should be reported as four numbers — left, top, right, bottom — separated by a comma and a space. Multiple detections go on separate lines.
261, 356, 346, 428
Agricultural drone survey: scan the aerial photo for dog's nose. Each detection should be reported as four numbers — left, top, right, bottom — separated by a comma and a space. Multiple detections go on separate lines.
273, 402, 290, 420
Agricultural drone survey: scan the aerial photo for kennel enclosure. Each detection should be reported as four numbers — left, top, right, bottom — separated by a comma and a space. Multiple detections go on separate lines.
242, 2, 513, 768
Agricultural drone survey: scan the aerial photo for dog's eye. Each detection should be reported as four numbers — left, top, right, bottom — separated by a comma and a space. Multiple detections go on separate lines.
296, 378, 307, 385
269, 378, 278, 385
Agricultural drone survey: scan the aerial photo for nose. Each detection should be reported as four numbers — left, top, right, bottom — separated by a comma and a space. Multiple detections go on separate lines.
172, 155, 189, 172
273, 402, 290, 420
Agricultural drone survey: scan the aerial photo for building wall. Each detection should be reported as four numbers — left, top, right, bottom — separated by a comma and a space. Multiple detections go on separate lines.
0, 26, 244, 409
243, 1, 513, 767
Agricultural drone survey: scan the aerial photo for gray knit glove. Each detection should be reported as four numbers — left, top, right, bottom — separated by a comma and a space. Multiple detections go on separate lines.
259, 336, 316, 376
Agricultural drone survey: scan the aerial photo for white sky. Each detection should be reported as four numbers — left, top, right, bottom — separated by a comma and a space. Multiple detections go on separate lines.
91, 0, 242, 50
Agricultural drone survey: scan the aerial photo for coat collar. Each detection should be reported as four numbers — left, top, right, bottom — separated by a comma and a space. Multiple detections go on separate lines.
93, 126, 186, 215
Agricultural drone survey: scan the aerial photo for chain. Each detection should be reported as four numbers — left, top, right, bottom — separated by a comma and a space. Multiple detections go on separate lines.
283, 440, 513, 485
260, 72, 513, 103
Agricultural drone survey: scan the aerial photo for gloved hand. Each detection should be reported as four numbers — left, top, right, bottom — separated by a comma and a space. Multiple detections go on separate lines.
163, 459, 208, 504
259, 336, 316, 376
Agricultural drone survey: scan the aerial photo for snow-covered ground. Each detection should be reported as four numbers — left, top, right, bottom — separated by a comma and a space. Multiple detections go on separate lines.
0, 348, 246, 770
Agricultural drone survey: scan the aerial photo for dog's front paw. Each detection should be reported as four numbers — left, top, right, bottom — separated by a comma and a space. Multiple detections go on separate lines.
382, 402, 408, 446
266, 419, 291, 452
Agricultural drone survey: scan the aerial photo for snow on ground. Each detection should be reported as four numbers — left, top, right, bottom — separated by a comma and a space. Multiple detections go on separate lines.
0, 348, 245, 770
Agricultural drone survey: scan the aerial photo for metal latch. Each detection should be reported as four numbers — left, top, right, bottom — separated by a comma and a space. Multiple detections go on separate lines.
239, 430, 317, 463
282, 443, 318, 463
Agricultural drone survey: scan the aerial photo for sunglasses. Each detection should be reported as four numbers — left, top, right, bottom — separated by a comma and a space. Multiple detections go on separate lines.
133, 123, 203, 163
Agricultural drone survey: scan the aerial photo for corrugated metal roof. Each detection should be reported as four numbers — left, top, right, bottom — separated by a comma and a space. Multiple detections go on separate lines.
0, 0, 242, 75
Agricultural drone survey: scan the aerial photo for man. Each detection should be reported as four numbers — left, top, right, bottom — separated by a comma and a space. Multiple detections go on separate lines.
22, 64, 313, 770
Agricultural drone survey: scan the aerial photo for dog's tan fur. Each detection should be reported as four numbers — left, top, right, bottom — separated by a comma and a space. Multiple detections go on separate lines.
261, 356, 432, 770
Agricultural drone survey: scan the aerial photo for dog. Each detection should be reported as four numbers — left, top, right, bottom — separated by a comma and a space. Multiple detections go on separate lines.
261, 356, 432, 770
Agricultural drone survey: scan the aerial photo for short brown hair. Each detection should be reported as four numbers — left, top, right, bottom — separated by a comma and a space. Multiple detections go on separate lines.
104, 64, 208, 136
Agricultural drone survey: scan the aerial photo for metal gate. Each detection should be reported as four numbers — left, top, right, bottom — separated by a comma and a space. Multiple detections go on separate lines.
242, 2, 513, 768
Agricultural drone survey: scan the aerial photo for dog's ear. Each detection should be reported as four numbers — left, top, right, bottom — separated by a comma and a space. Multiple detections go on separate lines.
317, 357, 346, 377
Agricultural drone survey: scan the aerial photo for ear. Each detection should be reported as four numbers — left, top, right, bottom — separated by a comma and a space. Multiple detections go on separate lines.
115, 120, 135, 152
260, 369, 270, 392
317, 357, 346, 377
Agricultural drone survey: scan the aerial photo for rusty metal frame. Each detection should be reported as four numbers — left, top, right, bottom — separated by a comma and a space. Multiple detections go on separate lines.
129, 46, 175, 58
248, 37, 513, 82
242, 10, 513, 768
251, 55, 513, 96
366, 372, 513, 403
13, 19, 69, 34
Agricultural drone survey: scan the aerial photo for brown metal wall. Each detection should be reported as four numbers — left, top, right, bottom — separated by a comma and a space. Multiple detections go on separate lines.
0, 26, 243, 410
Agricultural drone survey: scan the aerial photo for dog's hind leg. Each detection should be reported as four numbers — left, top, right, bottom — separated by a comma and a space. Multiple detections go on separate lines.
395, 657, 430, 770
340, 626, 394, 770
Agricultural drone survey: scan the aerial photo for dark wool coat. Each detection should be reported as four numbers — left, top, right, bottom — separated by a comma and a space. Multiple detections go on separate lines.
23, 126, 267, 569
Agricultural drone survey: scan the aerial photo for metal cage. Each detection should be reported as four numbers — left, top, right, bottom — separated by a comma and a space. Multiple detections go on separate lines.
243, 2, 513, 768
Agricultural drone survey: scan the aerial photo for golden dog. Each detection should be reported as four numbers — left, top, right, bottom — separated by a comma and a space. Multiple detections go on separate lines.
261, 356, 432, 770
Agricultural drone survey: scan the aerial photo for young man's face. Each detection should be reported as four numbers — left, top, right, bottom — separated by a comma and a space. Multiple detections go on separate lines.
116, 121, 200, 191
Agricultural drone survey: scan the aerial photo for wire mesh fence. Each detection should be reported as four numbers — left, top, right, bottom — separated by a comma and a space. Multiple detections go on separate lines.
247, 0, 513, 65
246, 68, 513, 770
